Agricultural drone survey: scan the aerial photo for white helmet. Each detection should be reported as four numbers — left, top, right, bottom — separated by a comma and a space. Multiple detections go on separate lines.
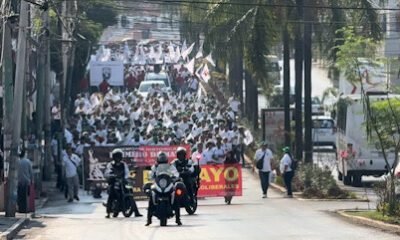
111, 148, 123, 159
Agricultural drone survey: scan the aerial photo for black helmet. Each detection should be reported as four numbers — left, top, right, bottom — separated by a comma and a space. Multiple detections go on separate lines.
176, 146, 186, 155
157, 152, 168, 164
111, 148, 123, 161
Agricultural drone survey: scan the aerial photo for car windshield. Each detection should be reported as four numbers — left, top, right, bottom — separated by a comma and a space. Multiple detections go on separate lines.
145, 73, 170, 86
312, 119, 334, 129
139, 82, 166, 92
266, 62, 280, 72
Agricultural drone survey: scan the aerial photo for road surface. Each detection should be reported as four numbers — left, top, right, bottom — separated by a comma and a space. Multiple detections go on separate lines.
16, 169, 397, 240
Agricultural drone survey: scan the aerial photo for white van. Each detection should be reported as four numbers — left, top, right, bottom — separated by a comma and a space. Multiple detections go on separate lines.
336, 94, 399, 187
312, 116, 336, 148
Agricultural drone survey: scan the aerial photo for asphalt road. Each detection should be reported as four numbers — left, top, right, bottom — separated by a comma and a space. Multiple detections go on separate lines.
15, 169, 398, 240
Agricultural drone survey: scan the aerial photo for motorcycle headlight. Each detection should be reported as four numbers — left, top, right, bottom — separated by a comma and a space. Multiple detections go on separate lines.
159, 178, 168, 189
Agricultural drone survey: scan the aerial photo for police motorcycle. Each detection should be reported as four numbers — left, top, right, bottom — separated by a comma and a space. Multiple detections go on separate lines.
104, 149, 141, 218
108, 174, 137, 217
173, 147, 201, 215
143, 154, 186, 226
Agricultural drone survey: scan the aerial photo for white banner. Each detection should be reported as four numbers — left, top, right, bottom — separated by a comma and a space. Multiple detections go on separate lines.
90, 61, 124, 86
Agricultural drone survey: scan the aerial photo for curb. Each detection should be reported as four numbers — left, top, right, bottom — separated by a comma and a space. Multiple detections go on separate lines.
0, 218, 29, 240
337, 210, 400, 235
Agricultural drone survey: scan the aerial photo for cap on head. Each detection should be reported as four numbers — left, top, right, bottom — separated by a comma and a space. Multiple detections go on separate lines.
282, 146, 290, 153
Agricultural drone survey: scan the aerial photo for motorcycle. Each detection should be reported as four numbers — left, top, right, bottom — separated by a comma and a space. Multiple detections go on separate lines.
144, 173, 185, 226
181, 165, 200, 215
109, 176, 136, 218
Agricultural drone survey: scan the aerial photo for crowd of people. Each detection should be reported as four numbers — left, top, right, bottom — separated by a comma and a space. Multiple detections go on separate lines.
63, 82, 246, 165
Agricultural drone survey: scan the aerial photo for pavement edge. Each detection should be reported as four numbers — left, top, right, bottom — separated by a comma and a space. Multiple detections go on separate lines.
337, 210, 400, 235
0, 218, 29, 240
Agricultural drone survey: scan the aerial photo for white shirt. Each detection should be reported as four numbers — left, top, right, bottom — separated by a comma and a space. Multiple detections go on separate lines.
254, 148, 273, 172
211, 146, 226, 164
63, 153, 81, 178
202, 149, 213, 164
280, 153, 292, 173
229, 100, 240, 113
191, 151, 204, 165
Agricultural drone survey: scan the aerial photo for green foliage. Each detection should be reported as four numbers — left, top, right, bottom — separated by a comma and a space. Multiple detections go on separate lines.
348, 211, 400, 225
369, 98, 400, 150
336, 27, 380, 84
374, 179, 400, 217
298, 164, 353, 199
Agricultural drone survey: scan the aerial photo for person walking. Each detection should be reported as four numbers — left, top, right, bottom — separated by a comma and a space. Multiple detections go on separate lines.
254, 142, 273, 198
63, 145, 81, 202
280, 147, 294, 198
17, 150, 33, 213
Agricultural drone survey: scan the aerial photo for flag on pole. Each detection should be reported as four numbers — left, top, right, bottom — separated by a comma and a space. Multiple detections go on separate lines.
181, 42, 195, 60
205, 52, 216, 67
182, 40, 187, 53
185, 58, 195, 75
195, 64, 203, 80
200, 64, 211, 82
195, 41, 204, 59
175, 46, 181, 62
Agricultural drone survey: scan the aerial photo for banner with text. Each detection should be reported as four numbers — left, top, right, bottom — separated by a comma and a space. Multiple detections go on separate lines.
83, 145, 191, 200
198, 164, 242, 197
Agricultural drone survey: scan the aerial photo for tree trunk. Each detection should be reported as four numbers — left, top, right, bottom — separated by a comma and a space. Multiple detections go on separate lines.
304, 0, 313, 163
283, 24, 291, 147
294, 0, 304, 161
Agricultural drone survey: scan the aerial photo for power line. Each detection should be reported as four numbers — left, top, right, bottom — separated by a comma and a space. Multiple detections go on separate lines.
62, 0, 400, 12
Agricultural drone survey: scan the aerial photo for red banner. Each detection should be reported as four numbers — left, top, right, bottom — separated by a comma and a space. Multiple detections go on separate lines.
140, 145, 191, 166
198, 164, 242, 197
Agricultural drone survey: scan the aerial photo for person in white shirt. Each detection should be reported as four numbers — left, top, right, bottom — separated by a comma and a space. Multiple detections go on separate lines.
191, 143, 205, 166
63, 145, 81, 202
280, 147, 294, 198
211, 138, 226, 164
254, 141, 273, 198
202, 141, 214, 165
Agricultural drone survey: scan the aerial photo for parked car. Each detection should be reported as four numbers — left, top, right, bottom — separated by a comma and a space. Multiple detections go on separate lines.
312, 115, 336, 148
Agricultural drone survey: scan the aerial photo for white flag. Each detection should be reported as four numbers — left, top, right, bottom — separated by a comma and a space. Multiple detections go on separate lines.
205, 52, 216, 67
182, 40, 187, 53
195, 64, 203, 80
195, 41, 204, 59
185, 58, 195, 75
200, 64, 211, 82
181, 42, 195, 60
175, 46, 181, 62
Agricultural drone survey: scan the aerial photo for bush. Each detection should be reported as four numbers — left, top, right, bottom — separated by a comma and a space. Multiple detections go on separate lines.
297, 163, 353, 199
374, 178, 400, 217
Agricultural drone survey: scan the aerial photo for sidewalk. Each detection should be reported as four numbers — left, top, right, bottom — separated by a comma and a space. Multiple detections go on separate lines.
0, 180, 53, 240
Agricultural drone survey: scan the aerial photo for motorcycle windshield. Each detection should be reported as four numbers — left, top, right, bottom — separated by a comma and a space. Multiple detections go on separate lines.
156, 164, 175, 177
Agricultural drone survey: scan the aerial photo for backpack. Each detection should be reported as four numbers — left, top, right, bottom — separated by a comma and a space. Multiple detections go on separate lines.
290, 156, 298, 171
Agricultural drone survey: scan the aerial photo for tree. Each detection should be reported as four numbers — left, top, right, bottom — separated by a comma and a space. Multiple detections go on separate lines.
179, 0, 280, 129
336, 27, 400, 216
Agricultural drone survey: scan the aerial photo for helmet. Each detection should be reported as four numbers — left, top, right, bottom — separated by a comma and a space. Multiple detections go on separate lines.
157, 152, 168, 164
176, 146, 187, 155
111, 148, 123, 160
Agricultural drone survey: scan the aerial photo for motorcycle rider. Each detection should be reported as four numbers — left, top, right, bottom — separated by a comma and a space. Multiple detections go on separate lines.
104, 148, 142, 218
171, 147, 198, 206
146, 152, 181, 226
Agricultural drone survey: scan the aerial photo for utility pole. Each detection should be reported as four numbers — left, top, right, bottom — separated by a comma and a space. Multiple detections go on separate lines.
2, 1, 14, 209
294, 0, 304, 161
303, 0, 313, 163
42, 8, 52, 181
6, 0, 29, 217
